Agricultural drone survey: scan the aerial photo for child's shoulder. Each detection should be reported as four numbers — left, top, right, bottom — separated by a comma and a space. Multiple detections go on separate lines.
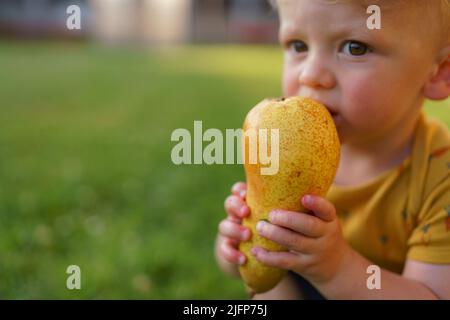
406, 113, 450, 265
414, 113, 450, 204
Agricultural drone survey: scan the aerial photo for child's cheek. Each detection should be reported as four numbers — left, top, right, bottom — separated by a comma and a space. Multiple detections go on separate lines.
343, 74, 394, 131
282, 68, 298, 97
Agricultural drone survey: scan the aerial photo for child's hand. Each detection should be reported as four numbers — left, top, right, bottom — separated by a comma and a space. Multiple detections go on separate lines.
251, 195, 351, 286
217, 182, 251, 266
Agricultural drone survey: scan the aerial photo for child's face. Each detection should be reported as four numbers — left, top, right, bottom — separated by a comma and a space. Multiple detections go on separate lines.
279, 0, 438, 145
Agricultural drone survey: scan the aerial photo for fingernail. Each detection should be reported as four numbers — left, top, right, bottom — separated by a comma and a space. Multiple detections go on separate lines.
269, 210, 277, 221
303, 195, 313, 205
251, 247, 258, 256
256, 221, 265, 233
239, 190, 246, 198
238, 255, 246, 265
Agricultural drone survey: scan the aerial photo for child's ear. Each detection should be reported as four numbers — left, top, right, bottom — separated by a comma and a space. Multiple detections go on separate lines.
424, 44, 450, 101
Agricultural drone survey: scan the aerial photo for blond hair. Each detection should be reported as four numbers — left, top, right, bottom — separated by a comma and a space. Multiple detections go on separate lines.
270, 0, 450, 46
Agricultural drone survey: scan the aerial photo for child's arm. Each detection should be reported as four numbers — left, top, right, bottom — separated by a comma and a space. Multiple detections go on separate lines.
251, 194, 449, 299
314, 248, 446, 299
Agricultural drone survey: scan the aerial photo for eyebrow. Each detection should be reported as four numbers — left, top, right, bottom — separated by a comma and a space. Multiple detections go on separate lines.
278, 24, 305, 43
279, 20, 378, 44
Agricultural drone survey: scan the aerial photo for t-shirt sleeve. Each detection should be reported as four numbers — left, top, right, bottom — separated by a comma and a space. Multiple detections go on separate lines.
407, 176, 450, 264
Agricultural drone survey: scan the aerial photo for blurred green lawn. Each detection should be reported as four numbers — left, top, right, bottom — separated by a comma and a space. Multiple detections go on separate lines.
0, 41, 448, 299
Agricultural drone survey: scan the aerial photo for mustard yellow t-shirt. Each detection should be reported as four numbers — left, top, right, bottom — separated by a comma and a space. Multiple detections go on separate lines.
328, 111, 450, 274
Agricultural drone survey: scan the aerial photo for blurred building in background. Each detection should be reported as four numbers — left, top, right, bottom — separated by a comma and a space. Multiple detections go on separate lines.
0, 0, 89, 39
0, 0, 278, 44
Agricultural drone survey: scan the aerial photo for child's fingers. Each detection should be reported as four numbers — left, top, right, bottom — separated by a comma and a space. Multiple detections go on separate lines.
268, 210, 324, 237
231, 182, 247, 199
226, 237, 239, 247
301, 195, 336, 222
256, 221, 314, 253
251, 247, 298, 270
224, 195, 250, 219
219, 239, 246, 265
219, 219, 251, 241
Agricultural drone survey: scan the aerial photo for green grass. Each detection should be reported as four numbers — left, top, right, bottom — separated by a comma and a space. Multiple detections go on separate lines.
0, 41, 448, 299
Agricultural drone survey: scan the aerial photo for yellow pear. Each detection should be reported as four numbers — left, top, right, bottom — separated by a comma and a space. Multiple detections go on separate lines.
239, 96, 340, 293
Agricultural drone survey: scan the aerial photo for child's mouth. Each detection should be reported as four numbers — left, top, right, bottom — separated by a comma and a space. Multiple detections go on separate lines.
327, 109, 340, 126
307, 99, 340, 126
324, 106, 339, 122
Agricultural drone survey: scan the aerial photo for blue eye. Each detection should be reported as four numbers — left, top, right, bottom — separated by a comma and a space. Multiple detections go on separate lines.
342, 40, 370, 56
288, 40, 308, 53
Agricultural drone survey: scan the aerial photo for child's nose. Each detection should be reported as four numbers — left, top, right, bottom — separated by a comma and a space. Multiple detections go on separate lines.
298, 57, 336, 90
